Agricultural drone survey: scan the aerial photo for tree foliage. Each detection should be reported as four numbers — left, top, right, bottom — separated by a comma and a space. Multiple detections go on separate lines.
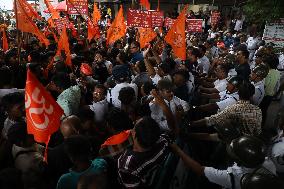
243, 0, 284, 24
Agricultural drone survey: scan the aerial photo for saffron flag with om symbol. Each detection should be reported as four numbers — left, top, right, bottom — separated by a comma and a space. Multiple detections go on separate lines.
25, 69, 64, 144
106, 5, 126, 45
164, 5, 188, 60
138, 28, 157, 49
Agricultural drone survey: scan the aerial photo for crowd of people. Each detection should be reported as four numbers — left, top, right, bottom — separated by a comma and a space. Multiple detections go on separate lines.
0, 5, 284, 189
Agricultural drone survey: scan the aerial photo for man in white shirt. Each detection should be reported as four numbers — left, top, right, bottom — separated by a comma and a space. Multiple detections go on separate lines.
246, 35, 260, 61
250, 64, 269, 105
197, 45, 210, 75
149, 79, 189, 131
89, 84, 108, 123
171, 136, 276, 189
107, 65, 138, 108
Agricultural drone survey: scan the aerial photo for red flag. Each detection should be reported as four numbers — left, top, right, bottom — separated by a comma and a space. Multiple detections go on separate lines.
15, 0, 50, 46
139, 28, 157, 49
106, 5, 126, 45
140, 0, 150, 10
44, 0, 60, 19
1, 29, 8, 52
88, 3, 101, 41
22, 0, 41, 20
25, 69, 64, 160
164, 5, 188, 60
56, 26, 72, 66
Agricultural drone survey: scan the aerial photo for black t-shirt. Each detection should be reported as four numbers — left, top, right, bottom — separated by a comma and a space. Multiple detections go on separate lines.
235, 63, 251, 81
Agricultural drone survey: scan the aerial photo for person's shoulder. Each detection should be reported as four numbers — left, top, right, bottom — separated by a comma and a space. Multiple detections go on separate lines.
92, 158, 107, 167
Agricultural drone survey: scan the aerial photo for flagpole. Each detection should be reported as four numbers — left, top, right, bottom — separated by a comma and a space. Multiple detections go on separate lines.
14, 0, 21, 65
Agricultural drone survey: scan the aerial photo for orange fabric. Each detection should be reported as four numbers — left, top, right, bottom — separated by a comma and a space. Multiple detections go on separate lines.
25, 70, 63, 162
88, 3, 101, 41
15, 0, 50, 46
106, 5, 126, 45
140, 0, 150, 10
56, 26, 72, 66
139, 28, 157, 49
164, 5, 188, 60
80, 63, 93, 76
2, 29, 8, 52
25, 69, 64, 144
22, 0, 41, 19
101, 130, 131, 147
44, 0, 60, 19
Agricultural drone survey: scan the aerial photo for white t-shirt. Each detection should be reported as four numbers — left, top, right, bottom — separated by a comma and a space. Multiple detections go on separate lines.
149, 96, 189, 131
107, 82, 138, 108
89, 98, 108, 122
204, 159, 276, 189
151, 74, 172, 85
214, 79, 228, 92
252, 80, 265, 105
197, 56, 210, 74
216, 91, 239, 111
271, 136, 284, 173
234, 19, 243, 31
246, 37, 258, 50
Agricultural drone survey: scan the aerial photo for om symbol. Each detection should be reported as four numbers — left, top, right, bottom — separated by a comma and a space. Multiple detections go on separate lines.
25, 87, 54, 130
172, 34, 183, 48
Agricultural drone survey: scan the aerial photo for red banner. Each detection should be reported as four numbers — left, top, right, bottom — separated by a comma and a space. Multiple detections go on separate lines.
149, 10, 164, 27
127, 9, 164, 28
54, 17, 70, 31
187, 19, 203, 33
164, 17, 176, 28
211, 11, 220, 26
67, 0, 88, 15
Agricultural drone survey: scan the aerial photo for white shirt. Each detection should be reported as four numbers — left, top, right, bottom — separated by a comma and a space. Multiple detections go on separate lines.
228, 68, 237, 77
234, 19, 243, 31
217, 91, 239, 111
197, 55, 210, 74
187, 72, 195, 95
107, 82, 138, 108
214, 79, 228, 92
211, 46, 219, 58
2, 118, 16, 139
204, 159, 276, 189
252, 80, 265, 105
89, 98, 108, 122
149, 96, 189, 131
151, 74, 172, 85
246, 37, 258, 50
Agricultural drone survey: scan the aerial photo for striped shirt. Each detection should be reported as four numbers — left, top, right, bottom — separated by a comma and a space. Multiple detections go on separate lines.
117, 134, 170, 188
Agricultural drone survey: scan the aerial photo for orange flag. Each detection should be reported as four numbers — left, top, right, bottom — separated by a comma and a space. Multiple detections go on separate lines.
15, 0, 50, 46
88, 3, 101, 41
1, 29, 8, 52
139, 28, 157, 49
22, 0, 41, 20
140, 0, 150, 10
44, 0, 60, 19
106, 5, 126, 45
56, 26, 72, 66
25, 69, 64, 161
164, 5, 188, 60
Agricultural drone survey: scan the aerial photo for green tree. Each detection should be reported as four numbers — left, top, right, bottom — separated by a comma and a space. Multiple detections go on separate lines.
243, 0, 284, 25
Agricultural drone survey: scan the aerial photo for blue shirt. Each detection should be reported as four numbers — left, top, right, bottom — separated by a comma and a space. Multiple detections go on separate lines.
56, 158, 107, 189
130, 52, 144, 64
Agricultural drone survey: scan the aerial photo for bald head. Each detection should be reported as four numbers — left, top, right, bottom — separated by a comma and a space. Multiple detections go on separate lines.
60, 115, 82, 139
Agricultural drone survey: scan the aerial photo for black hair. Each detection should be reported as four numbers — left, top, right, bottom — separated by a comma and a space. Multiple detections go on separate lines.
134, 116, 160, 149
117, 50, 128, 63
217, 63, 230, 74
198, 44, 207, 54
51, 72, 71, 90
118, 87, 136, 105
95, 84, 107, 96
158, 62, 171, 74
106, 108, 134, 131
1, 92, 24, 112
64, 135, 92, 162
191, 47, 202, 58
238, 81, 255, 100
77, 107, 95, 123
263, 54, 279, 69
7, 122, 28, 146
29, 50, 41, 63
95, 49, 107, 58
142, 81, 155, 95
131, 41, 140, 49
0, 66, 12, 87
239, 49, 250, 59
137, 60, 147, 73
157, 78, 174, 91
173, 69, 190, 81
